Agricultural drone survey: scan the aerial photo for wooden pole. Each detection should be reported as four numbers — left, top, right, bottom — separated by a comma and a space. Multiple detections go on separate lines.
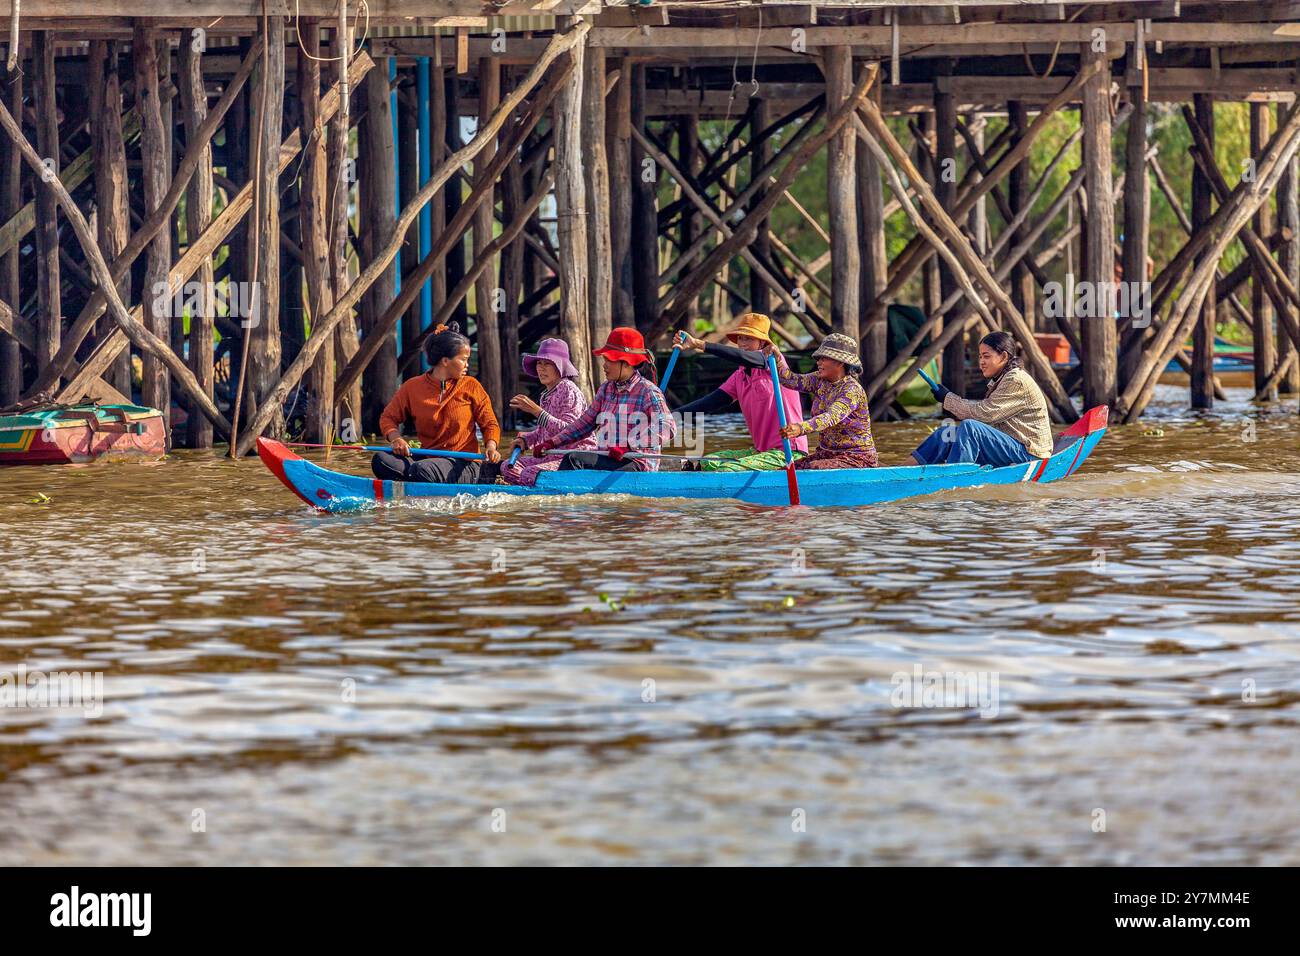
397, 64, 419, 358
852, 114, 996, 333
33, 31, 59, 376
133, 23, 170, 431
1190, 93, 1216, 409
1008, 101, 1036, 333
329, 19, 362, 432
89, 40, 133, 398
825, 45, 860, 342
1251, 103, 1278, 402
1277, 101, 1300, 396
1119, 82, 1150, 393
969, 120, 988, 258
583, 45, 613, 361
749, 98, 771, 316
158, 36, 177, 365
917, 111, 942, 332
179, 37, 215, 448
500, 93, 524, 422
428, 51, 447, 320
933, 62, 965, 394
299, 17, 334, 445
443, 67, 468, 331
607, 59, 633, 327
361, 57, 398, 430
630, 63, 657, 334
1081, 43, 1117, 411
0, 60, 18, 406
473, 55, 503, 416
554, 22, 593, 394
246, 15, 285, 439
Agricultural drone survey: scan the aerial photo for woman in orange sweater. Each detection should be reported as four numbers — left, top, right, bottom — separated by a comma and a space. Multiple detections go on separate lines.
371, 323, 502, 484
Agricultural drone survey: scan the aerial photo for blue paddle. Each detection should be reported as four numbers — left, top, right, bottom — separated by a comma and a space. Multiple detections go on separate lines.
659, 331, 687, 392
288, 442, 484, 460
916, 367, 940, 391
766, 354, 800, 506
507, 446, 522, 467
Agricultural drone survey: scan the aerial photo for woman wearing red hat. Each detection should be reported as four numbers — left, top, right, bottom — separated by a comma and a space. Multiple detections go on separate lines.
529, 327, 676, 471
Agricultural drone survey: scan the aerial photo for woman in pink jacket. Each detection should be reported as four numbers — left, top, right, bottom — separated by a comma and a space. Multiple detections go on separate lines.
501, 338, 597, 486
674, 313, 808, 471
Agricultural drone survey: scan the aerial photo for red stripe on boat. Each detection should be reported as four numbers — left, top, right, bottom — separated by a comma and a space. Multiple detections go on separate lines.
373, 479, 385, 500
1031, 458, 1050, 482
1065, 439, 1087, 477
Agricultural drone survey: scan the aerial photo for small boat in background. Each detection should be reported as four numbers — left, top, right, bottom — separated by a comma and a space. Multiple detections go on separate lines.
0, 403, 166, 466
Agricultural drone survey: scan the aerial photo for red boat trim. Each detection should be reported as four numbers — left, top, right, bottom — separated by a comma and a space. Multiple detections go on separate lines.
373, 479, 385, 500
1030, 457, 1050, 482
1065, 436, 1088, 477
257, 438, 322, 510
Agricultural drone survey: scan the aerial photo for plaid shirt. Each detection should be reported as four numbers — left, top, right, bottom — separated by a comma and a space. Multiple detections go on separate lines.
547, 374, 676, 471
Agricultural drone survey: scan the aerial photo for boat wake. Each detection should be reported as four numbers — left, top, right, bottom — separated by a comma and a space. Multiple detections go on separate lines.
385, 490, 638, 513
924, 469, 1300, 504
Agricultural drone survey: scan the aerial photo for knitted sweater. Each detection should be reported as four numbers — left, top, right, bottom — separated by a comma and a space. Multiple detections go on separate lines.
942, 366, 1054, 458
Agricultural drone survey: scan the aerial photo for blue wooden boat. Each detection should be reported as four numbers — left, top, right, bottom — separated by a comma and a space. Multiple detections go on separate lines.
258, 406, 1108, 511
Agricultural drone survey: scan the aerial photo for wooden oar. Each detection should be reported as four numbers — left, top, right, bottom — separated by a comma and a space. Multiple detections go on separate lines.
287, 442, 484, 460
766, 354, 800, 506
658, 331, 687, 392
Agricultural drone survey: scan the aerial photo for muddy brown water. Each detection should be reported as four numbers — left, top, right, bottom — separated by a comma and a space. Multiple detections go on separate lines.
2, 385, 1299, 865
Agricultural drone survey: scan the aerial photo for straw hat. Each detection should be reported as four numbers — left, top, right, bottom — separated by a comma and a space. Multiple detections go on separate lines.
812, 333, 863, 373
725, 312, 773, 344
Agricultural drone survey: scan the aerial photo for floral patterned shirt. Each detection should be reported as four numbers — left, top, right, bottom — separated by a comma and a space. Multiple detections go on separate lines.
774, 352, 876, 458
519, 378, 598, 451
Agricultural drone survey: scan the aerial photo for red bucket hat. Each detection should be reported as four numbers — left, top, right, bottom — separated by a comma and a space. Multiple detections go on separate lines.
592, 326, 652, 366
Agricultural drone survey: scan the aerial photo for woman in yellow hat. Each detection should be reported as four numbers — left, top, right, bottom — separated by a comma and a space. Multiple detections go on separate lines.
672, 313, 808, 471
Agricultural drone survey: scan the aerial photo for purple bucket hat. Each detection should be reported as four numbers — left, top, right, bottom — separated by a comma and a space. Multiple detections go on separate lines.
522, 338, 580, 379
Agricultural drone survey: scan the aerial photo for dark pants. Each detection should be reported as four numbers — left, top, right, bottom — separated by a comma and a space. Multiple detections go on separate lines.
371, 451, 500, 484
556, 451, 639, 472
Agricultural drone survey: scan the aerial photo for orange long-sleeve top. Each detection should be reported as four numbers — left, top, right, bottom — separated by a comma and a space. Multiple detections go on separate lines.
378, 373, 501, 452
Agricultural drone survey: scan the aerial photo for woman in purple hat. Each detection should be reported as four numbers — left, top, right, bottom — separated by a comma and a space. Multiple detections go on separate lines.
501, 338, 597, 486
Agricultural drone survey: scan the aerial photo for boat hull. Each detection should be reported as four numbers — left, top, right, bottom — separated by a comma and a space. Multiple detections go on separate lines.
0, 404, 167, 466
258, 407, 1108, 512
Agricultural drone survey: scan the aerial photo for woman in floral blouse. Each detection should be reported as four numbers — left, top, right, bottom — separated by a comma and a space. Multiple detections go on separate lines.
501, 338, 597, 486
769, 333, 878, 470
